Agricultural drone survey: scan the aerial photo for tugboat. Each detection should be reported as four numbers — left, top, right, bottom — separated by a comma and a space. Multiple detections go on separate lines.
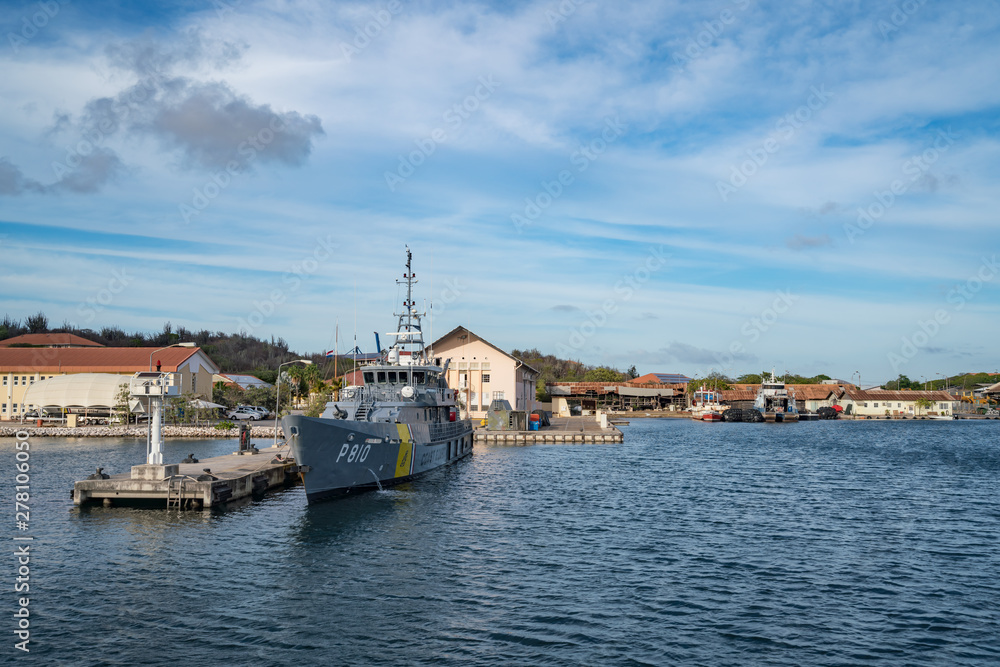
690, 385, 725, 422
752, 370, 799, 422
283, 248, 474, 503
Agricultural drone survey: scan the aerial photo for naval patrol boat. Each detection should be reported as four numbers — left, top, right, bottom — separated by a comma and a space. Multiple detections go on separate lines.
283, 249, 474, 503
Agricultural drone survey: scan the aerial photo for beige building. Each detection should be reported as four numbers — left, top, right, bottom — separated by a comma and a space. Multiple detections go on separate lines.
839, 389, 956, 417
0, 346, 219, 420
430, 326, 539, 419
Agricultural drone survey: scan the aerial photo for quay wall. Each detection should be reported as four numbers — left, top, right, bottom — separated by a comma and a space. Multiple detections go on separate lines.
1, 424, 282, 439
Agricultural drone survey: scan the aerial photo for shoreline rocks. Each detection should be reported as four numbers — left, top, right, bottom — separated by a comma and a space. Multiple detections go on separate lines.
1, 424, 283, 439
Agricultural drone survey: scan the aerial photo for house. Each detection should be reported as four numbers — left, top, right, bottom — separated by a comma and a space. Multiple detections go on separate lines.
0, 333, 104, 348
839, 389, 957, 417
1, 346, 219, 420
430, 326, 539, 419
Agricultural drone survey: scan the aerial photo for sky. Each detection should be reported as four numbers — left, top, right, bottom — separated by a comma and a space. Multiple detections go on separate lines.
1, 0, 998, 385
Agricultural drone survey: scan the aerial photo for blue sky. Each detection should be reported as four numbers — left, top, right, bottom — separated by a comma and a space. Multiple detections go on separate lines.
1, 0, 998, 384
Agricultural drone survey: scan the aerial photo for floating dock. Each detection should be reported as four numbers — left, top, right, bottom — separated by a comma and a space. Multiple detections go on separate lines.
474, 416, 623, 446
72, 445, 299, 509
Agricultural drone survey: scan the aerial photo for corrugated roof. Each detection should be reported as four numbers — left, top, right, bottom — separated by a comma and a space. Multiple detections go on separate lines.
720, 389, 757, 401
844, 389, 955, 402
628, 372, 691, 385
216, 373, 273, 389
0, 347, 216, 374
0, 333, 103, 347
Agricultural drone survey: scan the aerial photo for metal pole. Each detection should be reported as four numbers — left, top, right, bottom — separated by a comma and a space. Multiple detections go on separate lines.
274, 359, 312, 448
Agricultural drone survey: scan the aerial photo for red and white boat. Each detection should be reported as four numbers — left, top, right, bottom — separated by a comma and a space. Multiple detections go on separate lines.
690, 386, 725, 422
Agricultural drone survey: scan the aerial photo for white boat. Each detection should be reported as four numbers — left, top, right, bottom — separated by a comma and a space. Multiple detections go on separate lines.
752, 371, 799, 422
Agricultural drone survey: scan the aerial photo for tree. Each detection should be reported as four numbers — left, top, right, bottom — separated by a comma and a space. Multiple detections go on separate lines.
889, 374, 913, 390
583, 367, 624, 383
914, 397, 934, 415
687, 372, 731, 395
625, 365, 638, 380
113, 381, 132, 426
25, 311, 48, 333
736, 373, 762, 384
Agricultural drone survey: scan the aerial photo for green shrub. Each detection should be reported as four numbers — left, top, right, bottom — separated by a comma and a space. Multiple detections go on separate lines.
214, 420, 235, 430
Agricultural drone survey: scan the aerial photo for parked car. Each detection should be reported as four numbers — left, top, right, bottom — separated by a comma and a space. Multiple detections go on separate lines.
238, 405, 271, 418
226, 408, 261, 420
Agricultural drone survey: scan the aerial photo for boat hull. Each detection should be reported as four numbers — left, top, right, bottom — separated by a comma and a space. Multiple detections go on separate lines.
283, 415, 474, 503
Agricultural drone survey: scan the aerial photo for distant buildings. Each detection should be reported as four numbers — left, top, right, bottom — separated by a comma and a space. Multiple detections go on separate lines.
212, 373, 274, 390
1, 346, 219, 420
0, 333, 103, 348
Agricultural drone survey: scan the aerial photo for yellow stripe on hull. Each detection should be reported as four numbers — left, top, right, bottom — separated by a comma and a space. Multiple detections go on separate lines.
394, 424, 413, 478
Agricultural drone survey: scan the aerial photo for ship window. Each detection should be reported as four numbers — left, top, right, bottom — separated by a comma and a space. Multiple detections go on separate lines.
387, 371, 398, 383
377, 371, 387, 383
364, 372, 374, 384
413, 371, 425, 384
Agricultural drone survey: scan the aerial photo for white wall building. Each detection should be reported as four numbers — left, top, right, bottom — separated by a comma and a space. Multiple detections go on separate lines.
430, 326, 539, 419
840, 389, 957, 417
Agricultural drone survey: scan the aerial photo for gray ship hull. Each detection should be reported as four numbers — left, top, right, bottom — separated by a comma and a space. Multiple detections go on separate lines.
283, 414, 474, 503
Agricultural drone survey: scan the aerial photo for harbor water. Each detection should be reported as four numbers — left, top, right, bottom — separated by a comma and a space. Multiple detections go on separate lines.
3, 419, 999, 665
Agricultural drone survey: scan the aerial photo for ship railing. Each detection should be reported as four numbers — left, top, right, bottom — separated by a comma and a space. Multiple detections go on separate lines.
429, 420, 473, 441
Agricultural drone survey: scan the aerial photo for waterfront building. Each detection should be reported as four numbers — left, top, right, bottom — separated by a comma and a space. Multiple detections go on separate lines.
0, 346, 219, 420
839, 389, 957, 417
430, 326, 539, 419
548, 381, 687, 414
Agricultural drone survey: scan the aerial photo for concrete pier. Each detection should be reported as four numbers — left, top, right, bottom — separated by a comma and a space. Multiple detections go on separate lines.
72, 445, 299, 509
474, 416, 623, 446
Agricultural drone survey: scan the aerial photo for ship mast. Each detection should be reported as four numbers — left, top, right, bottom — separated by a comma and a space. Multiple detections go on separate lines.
391, 246, 426, 364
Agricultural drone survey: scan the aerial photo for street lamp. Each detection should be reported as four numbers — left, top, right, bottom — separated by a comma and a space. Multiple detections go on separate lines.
274, 359, 313, 447
143, 342, 196, 464
457, 334, 469, 418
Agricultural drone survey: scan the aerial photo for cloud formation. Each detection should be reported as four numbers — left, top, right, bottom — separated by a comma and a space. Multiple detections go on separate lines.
2, 31, 323, 196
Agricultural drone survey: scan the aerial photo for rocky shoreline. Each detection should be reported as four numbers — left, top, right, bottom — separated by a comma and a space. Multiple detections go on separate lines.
1, 424, 283, 439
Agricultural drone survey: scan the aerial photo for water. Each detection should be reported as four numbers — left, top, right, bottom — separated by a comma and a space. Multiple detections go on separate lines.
3, 420, 999, 665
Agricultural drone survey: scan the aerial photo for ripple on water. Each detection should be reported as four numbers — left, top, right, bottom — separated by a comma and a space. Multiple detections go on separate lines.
7, 423, 1000, 665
